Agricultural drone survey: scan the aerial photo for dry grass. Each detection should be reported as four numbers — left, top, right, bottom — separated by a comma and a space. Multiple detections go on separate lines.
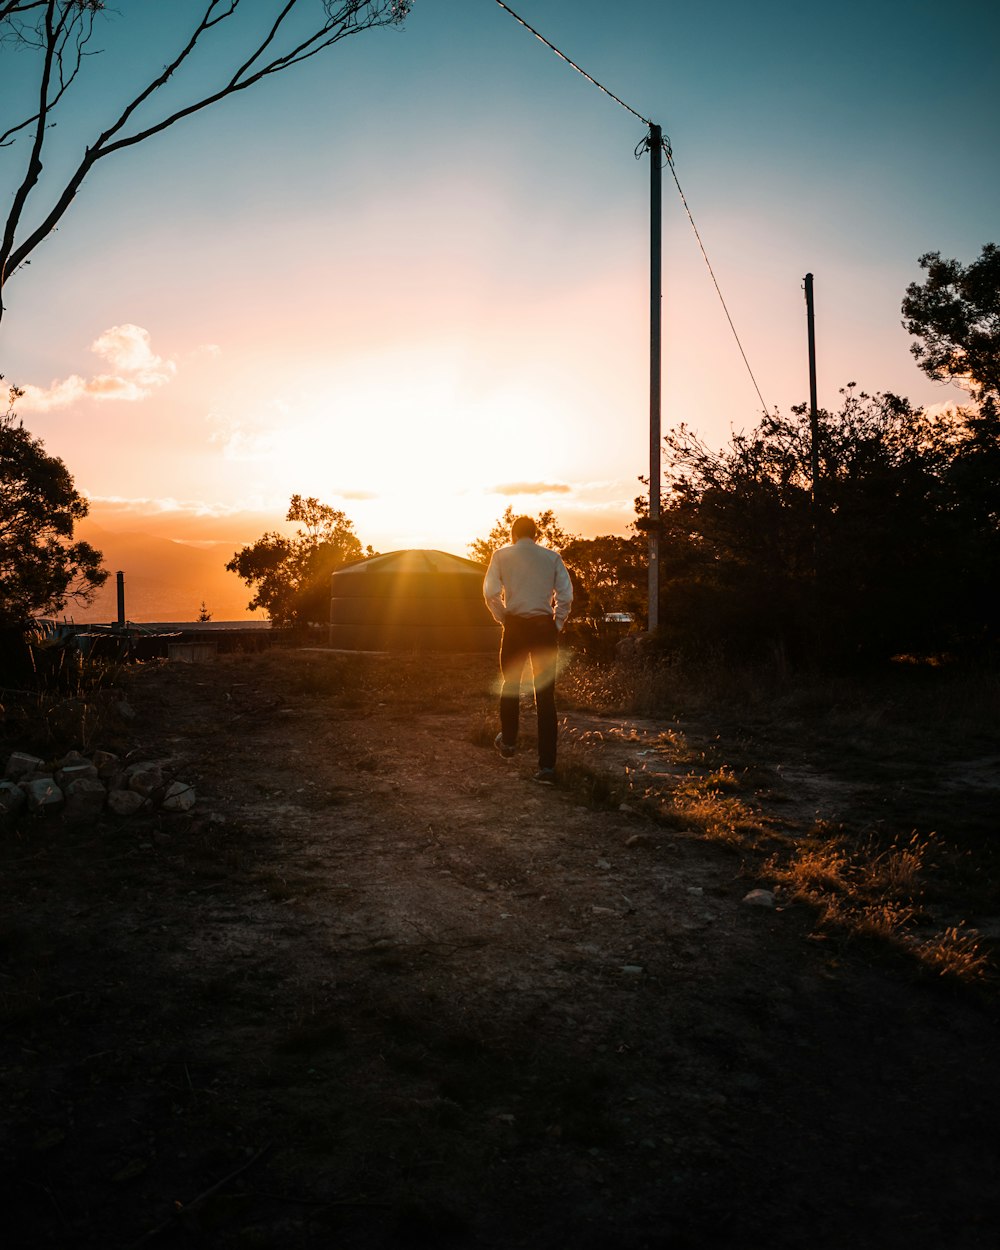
917, 925, 991, 981
560, 647, 998, 988
766, 828, 992, 984
1, 680, 135, 759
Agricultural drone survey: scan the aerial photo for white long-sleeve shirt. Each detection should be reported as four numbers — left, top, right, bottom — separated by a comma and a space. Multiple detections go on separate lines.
483, 538, 573, 631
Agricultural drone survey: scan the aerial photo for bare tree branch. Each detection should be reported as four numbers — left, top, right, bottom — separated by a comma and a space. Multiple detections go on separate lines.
0, 2, 102, 146
0, 0, 410, 320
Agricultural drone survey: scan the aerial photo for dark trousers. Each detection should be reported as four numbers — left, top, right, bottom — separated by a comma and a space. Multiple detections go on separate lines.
499, 614, 559, 769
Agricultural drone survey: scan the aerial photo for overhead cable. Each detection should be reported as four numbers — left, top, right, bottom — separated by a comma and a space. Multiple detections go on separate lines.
494, 0, 769, 415
493, 1, 652, 127
665, 153, 770, 416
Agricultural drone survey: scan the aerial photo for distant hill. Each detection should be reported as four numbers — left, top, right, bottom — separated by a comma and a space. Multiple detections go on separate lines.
72, 522, 260, 624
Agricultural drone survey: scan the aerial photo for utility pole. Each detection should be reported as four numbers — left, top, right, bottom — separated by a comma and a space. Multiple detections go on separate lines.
115, 571, 126, 631
804, 273, 822, 630
647, 124, 663, 631
804, 273, 819, 501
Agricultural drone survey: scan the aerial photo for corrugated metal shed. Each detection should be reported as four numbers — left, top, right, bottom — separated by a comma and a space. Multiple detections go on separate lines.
329, 549, 500, 651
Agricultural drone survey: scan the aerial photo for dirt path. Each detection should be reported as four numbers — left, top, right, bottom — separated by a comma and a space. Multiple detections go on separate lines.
3, 650, 999, 1249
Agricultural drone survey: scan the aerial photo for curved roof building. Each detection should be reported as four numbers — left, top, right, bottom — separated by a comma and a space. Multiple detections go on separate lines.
329, 549, 500, 652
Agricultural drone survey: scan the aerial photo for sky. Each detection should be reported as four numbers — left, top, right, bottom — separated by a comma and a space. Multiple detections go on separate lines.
2, 0, 999, 576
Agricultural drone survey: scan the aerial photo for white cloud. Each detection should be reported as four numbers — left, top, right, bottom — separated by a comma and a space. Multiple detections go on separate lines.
17, 324, 176, 411
85, 494, 245, 518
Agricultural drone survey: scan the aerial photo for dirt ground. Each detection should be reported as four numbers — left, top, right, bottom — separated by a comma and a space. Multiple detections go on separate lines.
2, 648, 999, 1250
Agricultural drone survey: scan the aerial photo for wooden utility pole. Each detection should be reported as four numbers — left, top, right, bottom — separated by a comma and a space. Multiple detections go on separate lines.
647, 124, 663, 631
804, 273, 819, 500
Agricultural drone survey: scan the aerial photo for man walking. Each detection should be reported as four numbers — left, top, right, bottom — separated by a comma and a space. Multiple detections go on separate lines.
483, 515, 573, 783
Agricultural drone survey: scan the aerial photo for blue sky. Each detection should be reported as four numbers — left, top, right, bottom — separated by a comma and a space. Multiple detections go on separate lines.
2, 0, 998, 557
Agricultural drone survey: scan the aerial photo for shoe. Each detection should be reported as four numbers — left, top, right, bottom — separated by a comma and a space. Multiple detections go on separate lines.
532, 768, 556, 785
494, 732, 516, 759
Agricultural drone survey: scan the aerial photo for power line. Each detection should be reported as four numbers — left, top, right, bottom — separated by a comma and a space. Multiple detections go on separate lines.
493, 0, 769, 415
493, 1, 651, 127
665, 151, 771, 416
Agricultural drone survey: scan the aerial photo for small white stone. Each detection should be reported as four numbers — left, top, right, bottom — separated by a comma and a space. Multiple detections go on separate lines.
22, 777, 64, 814
127, 763, 164, 797
91, 750, 120, 778
162, 781, 196, 812
5, 752, 44, 781
742, 888, 776, 909
57, 761, 99, 787
108, 789, 146, 817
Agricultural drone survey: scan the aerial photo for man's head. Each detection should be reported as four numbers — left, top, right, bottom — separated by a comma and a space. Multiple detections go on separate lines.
511, 515, 538, 542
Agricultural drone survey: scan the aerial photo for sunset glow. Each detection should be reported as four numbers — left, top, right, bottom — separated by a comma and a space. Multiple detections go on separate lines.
2, 1, 998, 619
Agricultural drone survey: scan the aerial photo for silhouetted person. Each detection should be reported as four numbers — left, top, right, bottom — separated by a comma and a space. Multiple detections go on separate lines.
483, 515, 573, 783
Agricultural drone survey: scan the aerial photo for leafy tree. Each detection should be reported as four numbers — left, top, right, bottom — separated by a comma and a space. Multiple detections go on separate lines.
0, 382, 107, 624
226, 494, 370, 626
560, 534, 646, 621
651, 386, 1000, 662
901, 244, 1000, 413
468, 505, 575, 565
0, 0, 411, 320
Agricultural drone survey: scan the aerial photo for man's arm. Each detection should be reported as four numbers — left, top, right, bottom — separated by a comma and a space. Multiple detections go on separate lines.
553, 555, 573, 631
483, 552, 506, 625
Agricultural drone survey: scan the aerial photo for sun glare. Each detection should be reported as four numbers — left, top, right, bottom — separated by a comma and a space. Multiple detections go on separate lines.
234, 352, 580, 554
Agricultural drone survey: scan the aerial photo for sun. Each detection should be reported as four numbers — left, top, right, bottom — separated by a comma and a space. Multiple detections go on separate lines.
238, 351, 575, 553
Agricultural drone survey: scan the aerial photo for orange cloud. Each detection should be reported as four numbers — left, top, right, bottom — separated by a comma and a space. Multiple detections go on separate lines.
492, 481, 572, 495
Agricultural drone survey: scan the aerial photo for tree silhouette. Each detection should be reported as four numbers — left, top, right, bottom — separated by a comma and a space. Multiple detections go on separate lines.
560, 534, 645, 621
651, 387, 1000, 662
0, 382, 107, 624
227, 494, 369, 626
901, 244, 1000, 414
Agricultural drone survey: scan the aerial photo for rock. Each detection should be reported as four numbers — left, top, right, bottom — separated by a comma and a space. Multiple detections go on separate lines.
56, 761, 99, 787
5, 751, 45, 781
64, 778, 107, 823
0, 780, 27, 816
22, 777, 64, 815
742, 888, 776, 909
108, 789, 147, 817
91, 750, 120, 779
162, 781, 196, 813
625, 832, 653, 847
595, 858, 611, 870
117, 699, 136, 721
621, 964, 644, 976
126, 763, 164, 797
